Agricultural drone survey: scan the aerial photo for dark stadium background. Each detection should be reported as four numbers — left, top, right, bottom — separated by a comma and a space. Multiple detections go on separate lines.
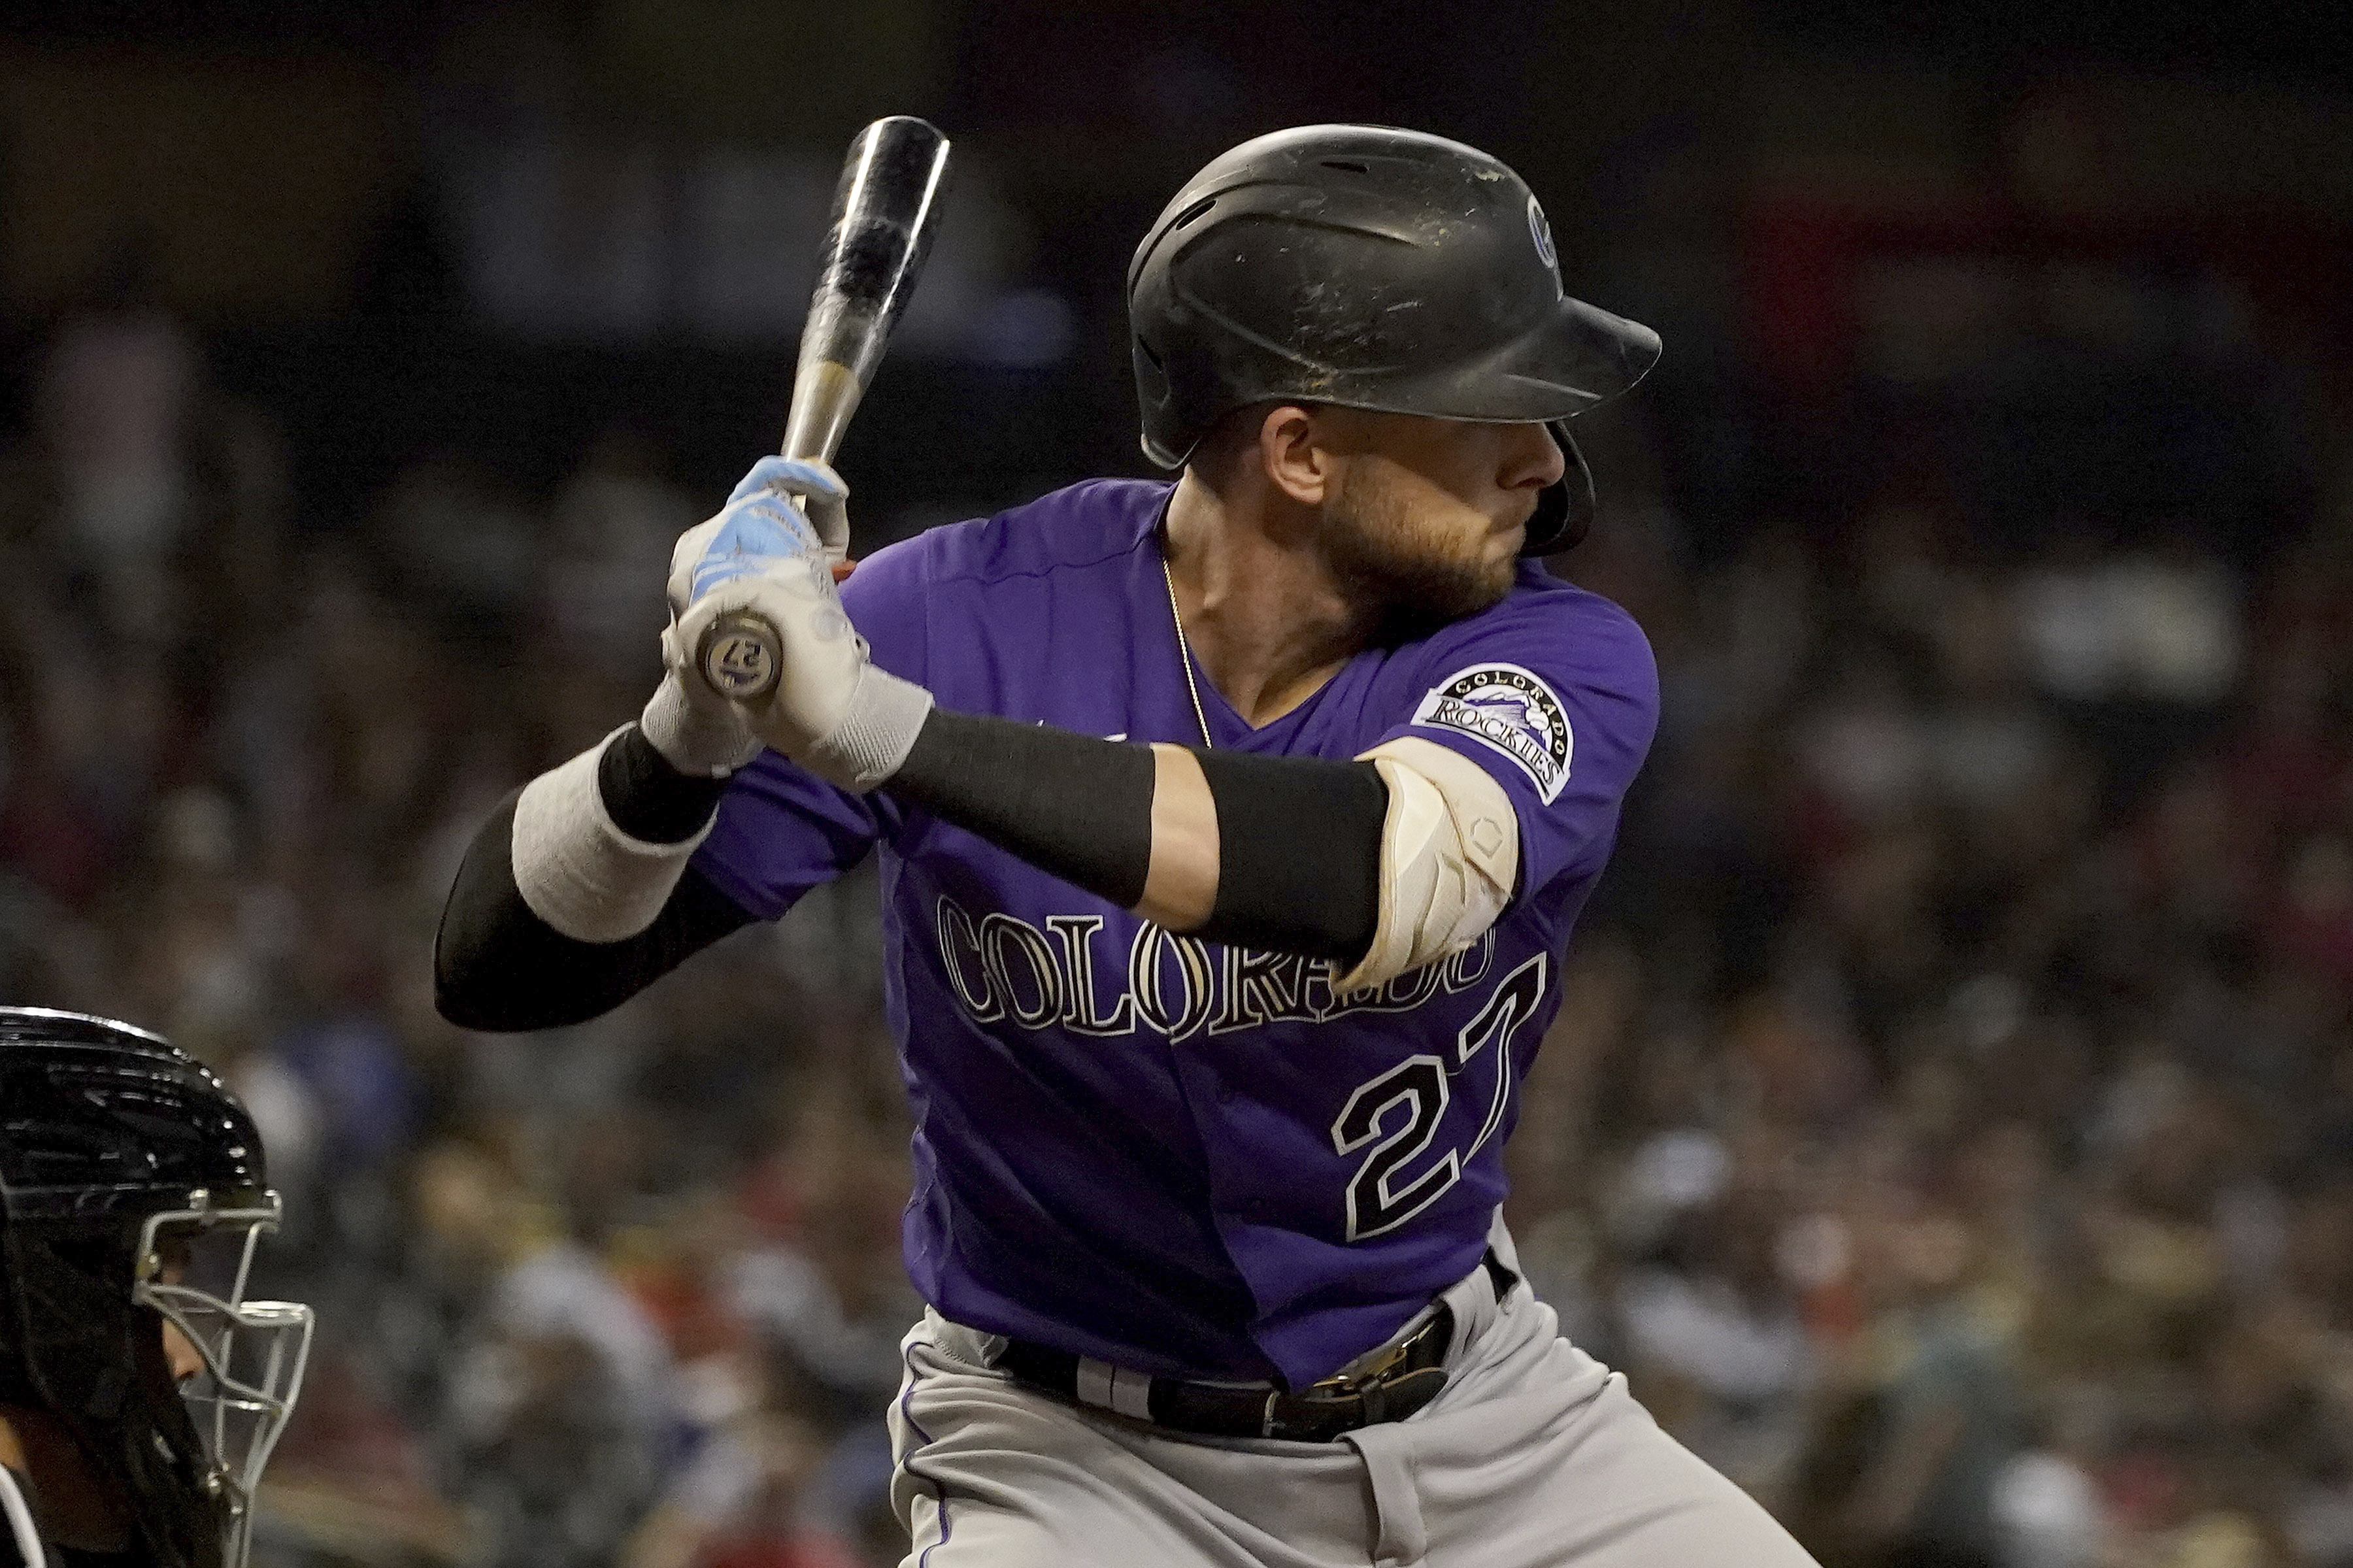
4, 3, 2352, 1564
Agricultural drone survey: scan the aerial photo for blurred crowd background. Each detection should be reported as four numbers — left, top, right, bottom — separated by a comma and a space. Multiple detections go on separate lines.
5, 2, 2353, 1566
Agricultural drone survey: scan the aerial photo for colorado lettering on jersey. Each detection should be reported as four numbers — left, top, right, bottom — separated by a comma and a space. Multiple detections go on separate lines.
933, 895, 1497, 1041
1412, 662, 1573, 803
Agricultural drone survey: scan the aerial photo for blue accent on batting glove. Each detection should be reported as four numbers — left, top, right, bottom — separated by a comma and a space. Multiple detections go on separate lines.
689, 458, 841, 602
726, 457, 844, 510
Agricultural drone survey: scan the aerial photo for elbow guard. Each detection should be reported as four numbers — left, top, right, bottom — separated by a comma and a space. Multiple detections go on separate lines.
1335, 738, 1519, 993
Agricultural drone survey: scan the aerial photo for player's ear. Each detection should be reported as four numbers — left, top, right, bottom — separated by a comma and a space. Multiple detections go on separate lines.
1260, 405, 1331, 507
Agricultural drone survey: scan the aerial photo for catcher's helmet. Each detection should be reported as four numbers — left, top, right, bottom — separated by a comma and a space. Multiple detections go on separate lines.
0, 1008, 311, 1568
1128, 124, 1660, 554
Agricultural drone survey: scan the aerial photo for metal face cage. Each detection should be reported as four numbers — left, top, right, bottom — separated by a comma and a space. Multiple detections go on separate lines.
131, 1190, 314, 1568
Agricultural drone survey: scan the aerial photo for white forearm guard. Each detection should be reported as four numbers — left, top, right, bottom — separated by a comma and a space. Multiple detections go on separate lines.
1335, 737, 1520, 993
510, 727, 714, 943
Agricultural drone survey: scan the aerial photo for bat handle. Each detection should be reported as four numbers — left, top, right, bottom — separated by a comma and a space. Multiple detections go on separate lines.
696, 611, 784, 701
692, 558, 854, 703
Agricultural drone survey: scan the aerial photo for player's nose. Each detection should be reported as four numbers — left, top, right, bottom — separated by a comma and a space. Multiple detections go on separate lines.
162, 1318, 206, 1385
1503, 421, 1566, 492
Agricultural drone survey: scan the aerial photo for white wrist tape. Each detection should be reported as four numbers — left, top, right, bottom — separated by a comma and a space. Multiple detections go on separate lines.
511, 727, 715, 943
1335, 737, 1519, 993
797, 663, 935, 793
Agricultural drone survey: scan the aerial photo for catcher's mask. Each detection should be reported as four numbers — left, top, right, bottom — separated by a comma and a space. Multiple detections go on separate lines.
1, 1008, 312, 1568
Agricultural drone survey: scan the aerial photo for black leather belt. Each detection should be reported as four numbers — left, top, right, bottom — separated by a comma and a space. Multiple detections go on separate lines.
996, 1253, 1515, 1443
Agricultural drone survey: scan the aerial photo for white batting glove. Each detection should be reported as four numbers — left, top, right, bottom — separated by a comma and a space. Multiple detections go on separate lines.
634, 469, 812, 778
639, 658, 761, 778
671, 457, 933, 792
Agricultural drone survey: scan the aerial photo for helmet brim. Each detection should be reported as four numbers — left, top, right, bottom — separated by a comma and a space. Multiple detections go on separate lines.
1364, 293, 1662, 426
1146, 293, 1660, 469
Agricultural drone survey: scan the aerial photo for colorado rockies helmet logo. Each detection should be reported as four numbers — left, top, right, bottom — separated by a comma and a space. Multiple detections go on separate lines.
1526, 194, 1558, 272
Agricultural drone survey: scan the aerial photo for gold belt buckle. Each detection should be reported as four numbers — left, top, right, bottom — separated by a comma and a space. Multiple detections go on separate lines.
1311, 1336, 1412, 1399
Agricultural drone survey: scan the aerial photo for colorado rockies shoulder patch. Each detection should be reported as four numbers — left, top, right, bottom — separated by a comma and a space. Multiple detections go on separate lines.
1412, 663, 1573, 803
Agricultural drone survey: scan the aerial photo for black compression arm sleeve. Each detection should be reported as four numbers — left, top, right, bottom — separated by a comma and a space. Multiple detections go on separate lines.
886, 709, 1386, 962
890, 710, 1158, 906
1192, 747, 1384, 958
433, 790, 752, 1031
599, 724, 729, 842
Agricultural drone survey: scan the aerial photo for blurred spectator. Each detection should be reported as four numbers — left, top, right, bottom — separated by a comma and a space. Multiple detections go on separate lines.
1793, 1210, 2023, 1568
35, 243, 199, 635
1615, 1187, 1816, 1494
729, 1106, 918, 1433
623, 1407, 858, 1568
542, 428, 697, 682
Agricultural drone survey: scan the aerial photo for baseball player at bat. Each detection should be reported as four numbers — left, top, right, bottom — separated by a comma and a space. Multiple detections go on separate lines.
437, 126, 1820, 1567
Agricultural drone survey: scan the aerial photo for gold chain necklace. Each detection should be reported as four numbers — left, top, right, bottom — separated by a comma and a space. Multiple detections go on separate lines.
1161, 552, 1213, 749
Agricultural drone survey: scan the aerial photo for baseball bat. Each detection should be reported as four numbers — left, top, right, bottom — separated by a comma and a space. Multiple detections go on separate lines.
695, 115, 953, 701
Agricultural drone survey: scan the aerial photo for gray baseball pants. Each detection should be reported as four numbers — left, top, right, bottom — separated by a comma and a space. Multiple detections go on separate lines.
886, 1251, 1822, 1567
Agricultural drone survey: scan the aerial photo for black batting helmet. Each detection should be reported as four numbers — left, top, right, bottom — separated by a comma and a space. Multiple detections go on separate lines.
1127, 124, 1660, 554
0, 1008, 310, 1568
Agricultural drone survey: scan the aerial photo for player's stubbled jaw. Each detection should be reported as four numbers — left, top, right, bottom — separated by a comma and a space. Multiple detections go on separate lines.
1320, 447, 1525, 627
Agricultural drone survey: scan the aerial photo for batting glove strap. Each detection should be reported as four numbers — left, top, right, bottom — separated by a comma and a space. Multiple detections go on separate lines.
799, 663, 935, 793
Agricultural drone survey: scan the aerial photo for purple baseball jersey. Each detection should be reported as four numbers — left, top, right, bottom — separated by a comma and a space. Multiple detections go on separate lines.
691, 479, 1658, 1388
